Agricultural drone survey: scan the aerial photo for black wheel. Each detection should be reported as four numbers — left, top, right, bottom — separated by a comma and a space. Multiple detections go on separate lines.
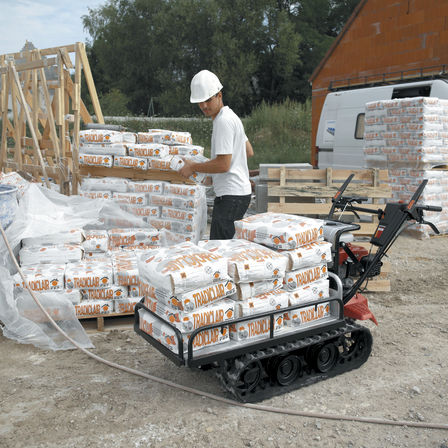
272, 355, 302, 386
315, 342, 338, 373
235, 360, 263, 394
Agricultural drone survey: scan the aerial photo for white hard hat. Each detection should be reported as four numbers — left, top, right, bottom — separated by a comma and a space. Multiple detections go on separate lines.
190, 70, 223, 103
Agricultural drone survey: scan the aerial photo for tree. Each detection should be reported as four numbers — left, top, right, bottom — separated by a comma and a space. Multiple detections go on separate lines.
82, 0, 361, 116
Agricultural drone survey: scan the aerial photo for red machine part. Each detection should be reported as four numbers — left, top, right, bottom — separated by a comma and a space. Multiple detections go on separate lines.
338, 243, 369, 264
343, 293, 378, 325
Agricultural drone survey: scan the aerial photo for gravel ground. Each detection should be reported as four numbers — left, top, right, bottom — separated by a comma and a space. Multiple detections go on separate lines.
1, 234, 447, 448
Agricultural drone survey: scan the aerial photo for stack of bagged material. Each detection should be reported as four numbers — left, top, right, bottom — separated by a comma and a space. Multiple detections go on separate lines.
77, 128, 210, 184
16, 229, 85, 306
137, 242, 236, 354
198, 239, 289, 342
82, 229, 109, 258
19, 229, 84, 266
146, 183, 207, 244
78, 130, 136, 168
79, 176, 129, 201
80, 176, 207, 244
235, 212, 333, 328
15, 225, 149, 317
363, 97, 448, 237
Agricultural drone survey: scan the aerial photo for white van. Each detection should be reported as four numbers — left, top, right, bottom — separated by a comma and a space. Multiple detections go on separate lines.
316, 79, 448, 169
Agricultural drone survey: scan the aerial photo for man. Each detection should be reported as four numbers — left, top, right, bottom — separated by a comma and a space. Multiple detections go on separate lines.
179, 69, 254, 240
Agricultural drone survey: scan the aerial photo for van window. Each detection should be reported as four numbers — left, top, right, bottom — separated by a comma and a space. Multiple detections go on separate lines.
392, 85, 431, 98
355, 113, 365, 139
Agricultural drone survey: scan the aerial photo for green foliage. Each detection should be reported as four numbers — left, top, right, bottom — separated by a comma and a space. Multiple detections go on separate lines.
106, 99, 311, 169
82, 0, 361, 116
99, 88, 131, 116
244, 99, 311, 168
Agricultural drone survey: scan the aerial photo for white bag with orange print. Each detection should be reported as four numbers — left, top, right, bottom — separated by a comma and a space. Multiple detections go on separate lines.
235, 278, 282, 300
19, 244, 83, 266
287, 278, 330, 305
126, 143, 170, 158
112, 192, 147, 206
234, 212, 325, 250
79, 142, 127, 156
79, 129, 136, 144
148, 193, 201, 210
198, 239, 288, 282
82, 230, 109, 252
125, 205, 161, 219
65, 259, 113, 290
79, 190, 112, 200
168, 144, 204, 157
229, 314, 285, 342
284, 301, 332, 328
143, 296, 235, 333
140, 277, 236, 312
139, 308, 230, 354
169, 155, 209, 184
22, 228, 84, 247
235, 289, 290, 318
111, 251, 139, 286
108, 228, 160, 249
74, 299, 114, 317
114, 296, 141, 314
79, 154, 113, 167
13, 264, 65, 292
127, 180, 166, 194
113, 155, 148, 170
80, 285, 128, 301
279, 240, 332, 271
283, 263, 328, 291
137, 242, 229, 294
81, 176, 129, 193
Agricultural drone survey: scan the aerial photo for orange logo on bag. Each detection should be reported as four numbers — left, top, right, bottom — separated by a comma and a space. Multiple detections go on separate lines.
225, 308, 233, 318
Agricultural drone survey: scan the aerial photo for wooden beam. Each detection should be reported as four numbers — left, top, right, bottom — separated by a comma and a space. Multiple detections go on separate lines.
65, 74, 93, 124
78, 42, 104, 123
9, 63, 50, 188
0, 57, 57, 74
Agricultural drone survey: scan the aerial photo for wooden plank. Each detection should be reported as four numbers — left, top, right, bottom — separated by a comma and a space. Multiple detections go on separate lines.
0, 57, 57, 74
78, 42, 104, 124
268, 202, 381, 216
0, 64, 9, 171
363, 278, 391, 292
9, 63, 50, 187
65, 73, 92, 124
4, 161, 61, 177
269, 184, 391, 198
79, 166, 195, 184
267, 168, 390, 182
71, 42, 82, 195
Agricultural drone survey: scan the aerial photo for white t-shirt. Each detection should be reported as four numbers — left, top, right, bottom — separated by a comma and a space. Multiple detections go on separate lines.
211, 106, 251, 197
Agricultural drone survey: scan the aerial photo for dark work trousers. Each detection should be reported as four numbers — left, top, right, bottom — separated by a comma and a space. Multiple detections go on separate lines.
210, 194, 251, 240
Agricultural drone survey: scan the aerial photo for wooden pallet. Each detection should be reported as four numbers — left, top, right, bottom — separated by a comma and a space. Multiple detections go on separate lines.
79, 166, 194, 184
267, 167, 392, 291
78, 312, 135, 332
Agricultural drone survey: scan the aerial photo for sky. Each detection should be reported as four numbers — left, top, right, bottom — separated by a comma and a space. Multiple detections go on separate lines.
0, 0, 107, 55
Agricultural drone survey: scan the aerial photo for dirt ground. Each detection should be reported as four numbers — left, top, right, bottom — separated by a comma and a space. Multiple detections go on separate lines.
0, 234, 447, 448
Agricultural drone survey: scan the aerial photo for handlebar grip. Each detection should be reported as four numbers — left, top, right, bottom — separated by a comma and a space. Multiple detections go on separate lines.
420, 205, 442, 212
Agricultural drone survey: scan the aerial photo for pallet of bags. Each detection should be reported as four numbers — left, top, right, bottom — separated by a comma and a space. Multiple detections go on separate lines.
363, 97, 448, 237
146, 182, 207, 244
19, 228, 85, 266
78, 129, 136, 157
235, 212, 337, 329
198, 238, 290, 342
137, 242, 236, 354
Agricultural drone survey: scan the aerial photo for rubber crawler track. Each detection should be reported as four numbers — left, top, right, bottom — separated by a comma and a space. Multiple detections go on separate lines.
216, 320, 372, 403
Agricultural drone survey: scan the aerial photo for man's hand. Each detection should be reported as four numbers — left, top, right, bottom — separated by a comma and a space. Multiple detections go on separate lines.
179, 158, 195, 178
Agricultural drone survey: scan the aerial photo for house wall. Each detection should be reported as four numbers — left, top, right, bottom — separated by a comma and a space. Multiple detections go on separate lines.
310, 0, 448, 166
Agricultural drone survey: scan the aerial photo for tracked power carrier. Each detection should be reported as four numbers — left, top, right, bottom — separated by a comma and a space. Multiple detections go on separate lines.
134, 175, 440, 402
